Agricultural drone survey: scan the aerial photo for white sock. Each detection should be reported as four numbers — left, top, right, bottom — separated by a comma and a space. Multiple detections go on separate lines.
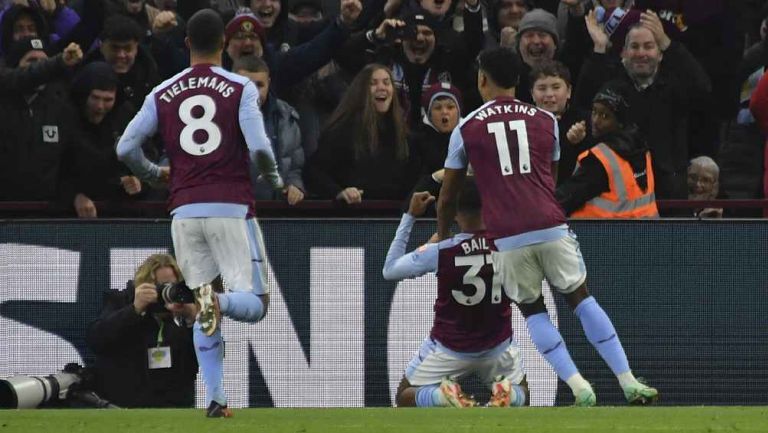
565, 373, 592, 395
617, 371, 639, 389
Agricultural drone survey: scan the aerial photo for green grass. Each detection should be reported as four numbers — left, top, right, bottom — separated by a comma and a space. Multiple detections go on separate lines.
1, 407, 767, 433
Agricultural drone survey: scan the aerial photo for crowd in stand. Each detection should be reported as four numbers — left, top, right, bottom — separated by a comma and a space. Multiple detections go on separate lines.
0, 0, 765, 218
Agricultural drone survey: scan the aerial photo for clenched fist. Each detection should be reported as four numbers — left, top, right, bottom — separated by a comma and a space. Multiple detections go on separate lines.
566, 121, 587, 145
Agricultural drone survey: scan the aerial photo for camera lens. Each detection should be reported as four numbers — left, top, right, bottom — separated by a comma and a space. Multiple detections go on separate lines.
156, 282, 193, 304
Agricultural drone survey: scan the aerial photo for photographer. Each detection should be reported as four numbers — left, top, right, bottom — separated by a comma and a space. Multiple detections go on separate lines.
86, 254, 198, 408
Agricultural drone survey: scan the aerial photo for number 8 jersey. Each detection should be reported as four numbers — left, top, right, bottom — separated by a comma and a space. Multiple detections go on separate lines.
152, 64, 268, 210
445, 96, 567, 249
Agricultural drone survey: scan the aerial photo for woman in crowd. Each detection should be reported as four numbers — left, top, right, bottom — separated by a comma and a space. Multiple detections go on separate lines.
304, 63, 419, 203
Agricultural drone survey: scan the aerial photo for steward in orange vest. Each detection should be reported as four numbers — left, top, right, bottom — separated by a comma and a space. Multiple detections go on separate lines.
556, 84, 658, 218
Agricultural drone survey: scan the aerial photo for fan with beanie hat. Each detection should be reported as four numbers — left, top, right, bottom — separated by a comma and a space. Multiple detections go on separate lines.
421, 81, 462, 130
402, 12, 441, 35
592, 83, 631, 126
516, 8, 559, 47
224, 8, 267, 47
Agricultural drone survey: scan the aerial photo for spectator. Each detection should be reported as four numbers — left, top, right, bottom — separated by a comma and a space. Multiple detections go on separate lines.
343, 8, 481, 126
687, 156, 723, 218
233, 55, 306, 205
223, 2, 362, 93
529, 59, 590, 185
0, 37, 77, 201
249, 0, 288, 47
0, 41, 82, 95
60, 61, 146, 218
85, 14, 160, 109
224, 9, 267, 62
557, 83, 658, 218
120, 0, 161, 35
304, 63, 419, 202
409, 81, 462, 210
513, 7, 591, 104
0, 4, 48, 57
577, 9, 711, 202
279, 0, 328, 52
384, 0, 485, 63
484, 0, 531, 49
513, 8, 559, 103
279, 0, 350, 158
0, 2, 86, 58
86, 253, 198, 408
118, 0, 188, 78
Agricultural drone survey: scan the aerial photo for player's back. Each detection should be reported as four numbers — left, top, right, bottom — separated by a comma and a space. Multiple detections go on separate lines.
154, 65, 253, 210
458, 96, 566, 239
432, 232, 512, 353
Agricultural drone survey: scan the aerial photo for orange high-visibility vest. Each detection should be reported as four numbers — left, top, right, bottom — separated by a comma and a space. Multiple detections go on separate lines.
570, 143, 659, 219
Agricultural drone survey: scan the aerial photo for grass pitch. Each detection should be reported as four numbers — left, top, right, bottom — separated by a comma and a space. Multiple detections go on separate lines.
1, 407, 766, 433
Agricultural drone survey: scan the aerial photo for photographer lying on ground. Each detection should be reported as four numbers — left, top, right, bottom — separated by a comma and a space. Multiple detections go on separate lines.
86, 254, 199, 408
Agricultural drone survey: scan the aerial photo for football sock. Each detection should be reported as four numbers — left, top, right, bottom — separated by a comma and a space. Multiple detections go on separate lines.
510, 385, 527, 407
219, 292, 265, 322
526, 312, 579, 381
194, 323, 226, 406
617, 371, 640, 390
574, 296, 631, 376
565, 373, 592, 396
415, 384, 444, 407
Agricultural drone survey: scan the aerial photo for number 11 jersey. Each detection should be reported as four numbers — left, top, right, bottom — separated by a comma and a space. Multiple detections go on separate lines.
444, 96, 567, 249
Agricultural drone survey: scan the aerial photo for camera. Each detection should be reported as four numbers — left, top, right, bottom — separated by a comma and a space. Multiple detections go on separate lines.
147, 281, 194, 314
0, 363, 116, 409
387, 24, 418, 42
156, 281, 194, 305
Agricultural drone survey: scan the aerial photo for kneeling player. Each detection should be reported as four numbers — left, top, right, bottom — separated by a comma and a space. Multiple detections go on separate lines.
382, 181, 528, 407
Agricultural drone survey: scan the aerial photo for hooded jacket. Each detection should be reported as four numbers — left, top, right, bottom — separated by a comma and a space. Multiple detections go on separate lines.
0, 4, 48, 56
59, 62, 139, 205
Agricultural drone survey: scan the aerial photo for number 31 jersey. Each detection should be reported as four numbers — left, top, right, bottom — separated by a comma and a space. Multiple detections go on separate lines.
433, 232, 512, 352
154, 64, 255, 210
445, 96, 566, 241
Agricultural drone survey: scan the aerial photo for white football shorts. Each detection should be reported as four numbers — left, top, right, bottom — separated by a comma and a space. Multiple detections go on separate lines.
405, 338, 525, 388
491, 231, 587, 304
171, 217, 268, 294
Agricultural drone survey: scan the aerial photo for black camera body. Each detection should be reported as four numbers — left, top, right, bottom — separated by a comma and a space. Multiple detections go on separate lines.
146, 282, 194, 314
387, 24, 418, 42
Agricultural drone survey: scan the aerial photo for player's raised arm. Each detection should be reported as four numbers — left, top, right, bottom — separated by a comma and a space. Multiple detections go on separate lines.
239, 81, 283, 190
116, 93, 162, 182
382, 192, 439, 281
